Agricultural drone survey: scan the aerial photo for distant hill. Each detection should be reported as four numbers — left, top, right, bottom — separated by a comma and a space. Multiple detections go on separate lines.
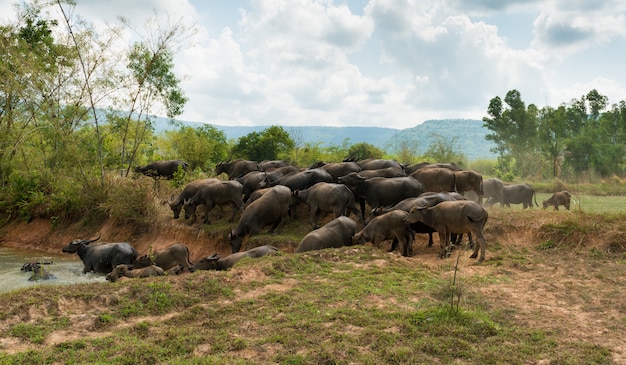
385, 119, 497, 160
153, 118, 497, 160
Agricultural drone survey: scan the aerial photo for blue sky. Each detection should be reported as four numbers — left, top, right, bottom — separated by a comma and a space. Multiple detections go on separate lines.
3, 0, 626, 129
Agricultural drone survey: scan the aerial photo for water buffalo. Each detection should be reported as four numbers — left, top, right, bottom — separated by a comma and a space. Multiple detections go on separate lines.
350, 166, 406, 179
183, 180, 245, 225
236, 171, 284, 203
353, 210, 414, 257
165, 178, 220, 220
489, 183, 537, 209
258, 168, 333, 191
405, 200, 488, 262
483, 178, 504, 206
454, 170, 484, 204
24, 263, 56, 281
134, 159, 188, 179
230, 185, 292, 253
259, 160, 290, 171
105, 264, 165, 282
372, 191, 467, 247
189, 245, 279, 271
337, 172, 424, 214
357, 158, 404, 171
308, 161, 361, 182
295, 216, 359, 253
543, 191, 571, 210
62, 236, 138, 274
404, 162, 463, 175
410, 167, 456, 193
215, 158, 260, 179
292, 182, 364, 229
246, 187, 272, 206
268, 164, 301, 175
133, 243, 193, 272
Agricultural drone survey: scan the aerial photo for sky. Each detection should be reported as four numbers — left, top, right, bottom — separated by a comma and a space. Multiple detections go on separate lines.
3, 0, 626, 130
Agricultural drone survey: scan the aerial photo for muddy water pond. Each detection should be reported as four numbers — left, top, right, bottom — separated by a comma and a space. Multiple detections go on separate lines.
0, 246, 106, 294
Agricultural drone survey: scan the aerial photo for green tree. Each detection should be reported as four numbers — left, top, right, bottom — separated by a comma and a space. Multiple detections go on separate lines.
163, 125, 227, 171
115, 14, 193, 177
347, 142, 383, 161
231, 126, 295, 161
0, 3, 77, 183
422, 133, 466, 166
536, 105, 569, 177
483, 90, 538, 178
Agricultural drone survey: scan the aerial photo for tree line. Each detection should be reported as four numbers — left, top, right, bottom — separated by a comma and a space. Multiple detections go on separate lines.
1, 1, 625, 225
483, 89, 626, 180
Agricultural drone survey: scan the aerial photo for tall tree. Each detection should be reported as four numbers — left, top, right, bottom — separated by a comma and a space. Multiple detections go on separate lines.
231, 126, 295, 161
116, 13, 194, 176
348, 142, 383, 161
536, 105, 569, 177
483, 90, 538, 177
163, 125, 227, 171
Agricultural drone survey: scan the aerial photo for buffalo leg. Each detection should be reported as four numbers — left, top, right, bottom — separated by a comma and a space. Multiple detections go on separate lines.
437, 231, 450, 259
469, 230, 486, 262
203, 202, 215, 224
228, 202, 240, 222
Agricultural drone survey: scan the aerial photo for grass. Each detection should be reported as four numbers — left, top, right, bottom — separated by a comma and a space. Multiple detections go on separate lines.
1, 190, 625, 364
0, 240, 621, 364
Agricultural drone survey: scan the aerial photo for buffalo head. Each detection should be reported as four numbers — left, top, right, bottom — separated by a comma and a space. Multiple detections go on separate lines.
189, 253, 221, 272
229, 228, 244, 253
61, 235, 101, 253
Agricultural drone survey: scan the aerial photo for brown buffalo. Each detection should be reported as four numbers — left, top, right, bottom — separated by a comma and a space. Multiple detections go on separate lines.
453, 170, 484, 204
105, 264, 165, 282
483, 178, 504, 206
189, 245, 279, 271
405, 200, 488, 262
133, 243, 193, 272
353, 210, 414, 257
410, 167, 456, 193
543, 191, 571, 210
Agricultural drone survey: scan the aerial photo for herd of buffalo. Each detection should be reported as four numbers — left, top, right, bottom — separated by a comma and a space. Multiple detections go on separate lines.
56, 158, 572, 282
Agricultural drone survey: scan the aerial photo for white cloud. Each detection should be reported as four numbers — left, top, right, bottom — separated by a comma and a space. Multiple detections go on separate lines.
3, 0, 626, 129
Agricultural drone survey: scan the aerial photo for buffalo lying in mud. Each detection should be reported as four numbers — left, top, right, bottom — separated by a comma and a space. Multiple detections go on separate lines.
189, 245, 279, 271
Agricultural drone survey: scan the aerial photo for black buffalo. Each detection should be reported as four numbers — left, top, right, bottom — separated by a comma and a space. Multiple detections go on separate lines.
134, 159, 189, 179
215, 159, 260, 179
338, 172, 424, 214
230, 185, 292, 253
257, 168, 333, 191
295, 216, 359, 253
292, 182, 364, 229
62, 236, 138, 274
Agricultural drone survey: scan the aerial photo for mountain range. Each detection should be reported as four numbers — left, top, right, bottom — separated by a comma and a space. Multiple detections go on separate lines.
154, 118, 497, 161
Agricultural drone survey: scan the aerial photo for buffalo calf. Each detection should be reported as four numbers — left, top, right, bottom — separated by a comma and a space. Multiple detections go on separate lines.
543, 191, 571, 211
106, 264, 165, 282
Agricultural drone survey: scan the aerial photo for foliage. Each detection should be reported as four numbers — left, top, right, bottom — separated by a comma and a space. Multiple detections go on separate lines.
484, 88, 626, 179
422, 133, 466, 167
161, 125, 227, 171
231, 125, 295, 161
347, 142, 383, 161
0, 241, 619, 364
